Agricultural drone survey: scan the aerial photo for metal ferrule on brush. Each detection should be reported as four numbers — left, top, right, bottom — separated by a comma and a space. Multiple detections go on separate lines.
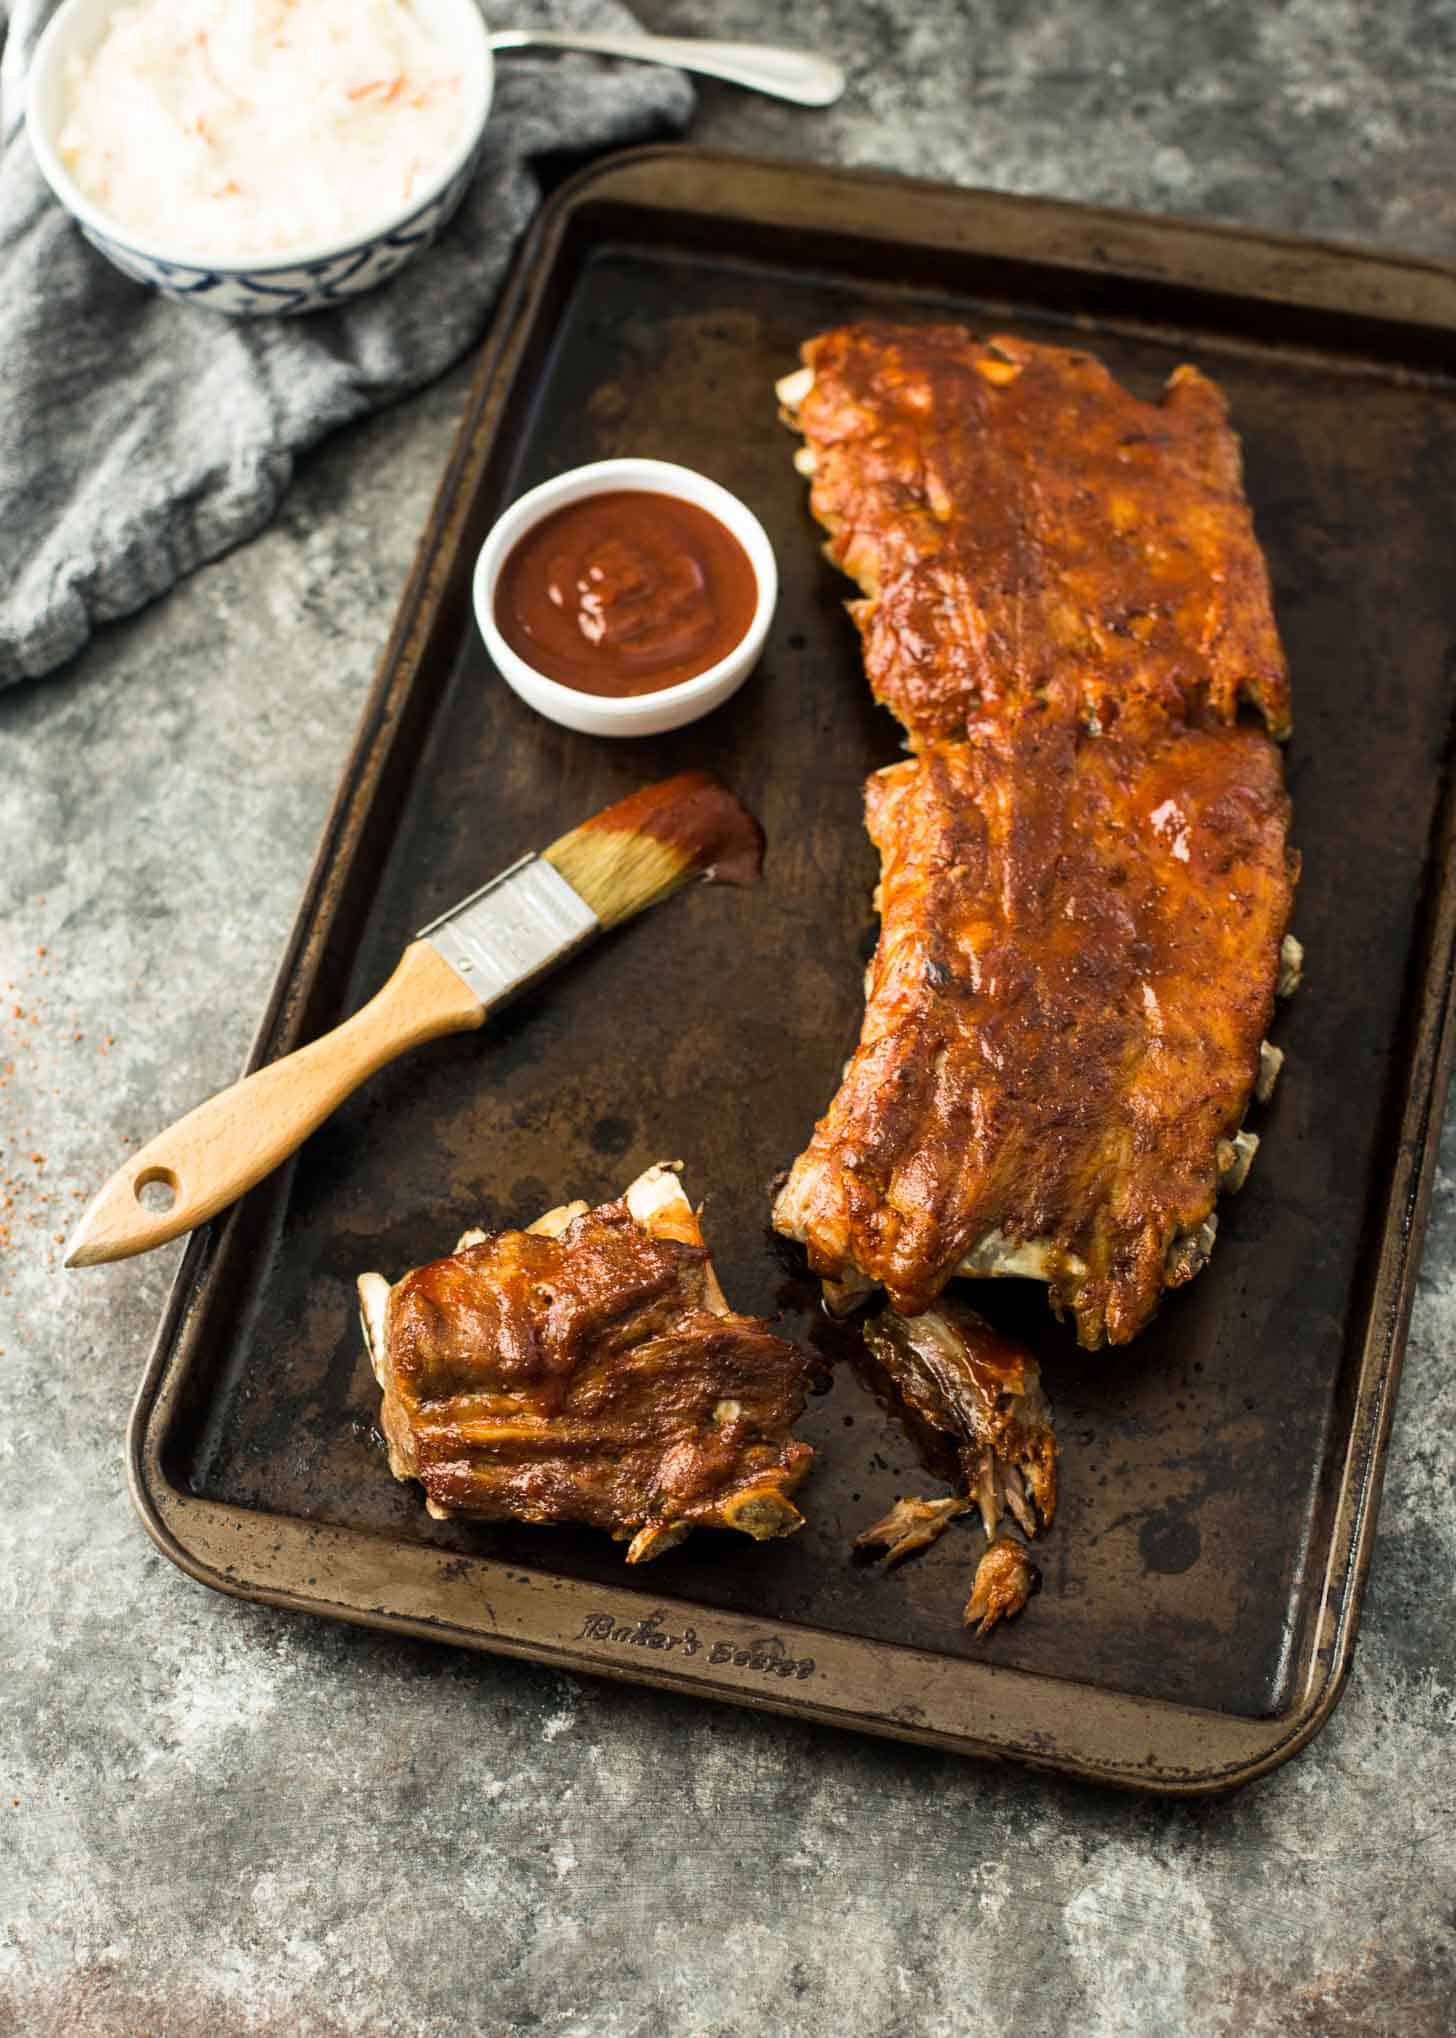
418, 855, 602, 1009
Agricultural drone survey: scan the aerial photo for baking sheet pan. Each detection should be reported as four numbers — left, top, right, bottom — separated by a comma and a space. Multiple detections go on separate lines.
129, 149, 1456, 1791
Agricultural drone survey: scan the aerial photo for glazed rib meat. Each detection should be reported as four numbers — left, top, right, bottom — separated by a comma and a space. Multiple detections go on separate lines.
778, 322, 1291, 745
772, 320, 1298, 1352
358, 1165, 815, 1561
774, 697, 1297, 1345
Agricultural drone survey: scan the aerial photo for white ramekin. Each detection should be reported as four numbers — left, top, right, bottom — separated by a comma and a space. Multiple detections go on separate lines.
24, 0, 493, 315
473, 459, 779, 739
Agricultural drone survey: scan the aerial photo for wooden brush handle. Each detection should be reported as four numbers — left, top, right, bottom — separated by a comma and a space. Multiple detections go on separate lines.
66, 942, 484, 1267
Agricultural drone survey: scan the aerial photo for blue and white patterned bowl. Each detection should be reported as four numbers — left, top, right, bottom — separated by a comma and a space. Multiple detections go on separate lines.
25, 0, 494, 316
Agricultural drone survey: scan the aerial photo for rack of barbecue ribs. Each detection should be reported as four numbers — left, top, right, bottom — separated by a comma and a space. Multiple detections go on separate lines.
772, 323, 1292, 747
771, 321, 1301, 1622
773, 322, 1300, 1349
358, 1164, 815, 1563
774, 696, 1298, 1346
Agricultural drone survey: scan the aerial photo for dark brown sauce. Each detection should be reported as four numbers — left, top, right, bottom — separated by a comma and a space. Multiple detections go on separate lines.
577, 770, 766, 889
494, 490, 759, 697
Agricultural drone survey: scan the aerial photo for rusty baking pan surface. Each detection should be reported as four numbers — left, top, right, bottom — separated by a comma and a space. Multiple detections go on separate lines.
129, 150, 1456, 1792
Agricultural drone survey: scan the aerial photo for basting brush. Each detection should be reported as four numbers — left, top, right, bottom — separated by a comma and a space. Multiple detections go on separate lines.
65, 770, 764, 1268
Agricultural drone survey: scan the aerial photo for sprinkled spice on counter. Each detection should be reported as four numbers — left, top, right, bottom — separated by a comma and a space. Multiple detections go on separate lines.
0, 936, 124, 1283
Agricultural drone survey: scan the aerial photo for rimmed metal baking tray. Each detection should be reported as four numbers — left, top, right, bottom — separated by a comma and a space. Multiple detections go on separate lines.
129, 148, 1456, 1793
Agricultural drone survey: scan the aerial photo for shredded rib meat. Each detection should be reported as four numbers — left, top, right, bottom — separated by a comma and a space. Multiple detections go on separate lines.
965, 1536, 1039, 1636
852, 1302, 1054, 1637
359, 1166, 814, 1561
861, 1301, 1057, 1535
855, 1493, 969, 1566
787, 321, 1290, 745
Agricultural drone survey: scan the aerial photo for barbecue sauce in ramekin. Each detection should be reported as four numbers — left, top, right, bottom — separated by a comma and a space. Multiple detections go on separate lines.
493, 490, 759, 697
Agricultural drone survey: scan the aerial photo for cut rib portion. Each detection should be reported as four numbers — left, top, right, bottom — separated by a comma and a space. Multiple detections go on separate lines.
779, 322, 1291, 745
861, 1302, 1057, 1538
773, 699, 1298, 1346
359, 1164, 814, 1561
852, 1300, 1054, 1637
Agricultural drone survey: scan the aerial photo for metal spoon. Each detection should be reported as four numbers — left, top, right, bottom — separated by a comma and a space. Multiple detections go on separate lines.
488, 30, 845, 106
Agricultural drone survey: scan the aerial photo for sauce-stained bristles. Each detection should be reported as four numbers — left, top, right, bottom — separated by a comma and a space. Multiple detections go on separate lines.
543, 827, 699, 932
542, 770, 764, 931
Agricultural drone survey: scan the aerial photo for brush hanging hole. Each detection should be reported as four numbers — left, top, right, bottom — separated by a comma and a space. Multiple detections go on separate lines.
135, 1166, 179, 1213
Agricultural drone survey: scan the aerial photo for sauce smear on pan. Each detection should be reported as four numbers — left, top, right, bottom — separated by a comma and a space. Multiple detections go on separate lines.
494, 491, 758, 696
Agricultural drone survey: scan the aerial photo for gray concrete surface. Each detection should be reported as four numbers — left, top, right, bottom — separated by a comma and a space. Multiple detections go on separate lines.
4, 3, 1456, 2032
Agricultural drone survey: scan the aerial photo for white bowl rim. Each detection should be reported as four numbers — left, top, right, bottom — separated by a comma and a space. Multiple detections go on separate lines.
24, 0, 493, 275
473, 458, 780, 725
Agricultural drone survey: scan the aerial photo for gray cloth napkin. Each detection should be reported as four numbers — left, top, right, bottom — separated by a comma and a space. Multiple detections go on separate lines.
0, 1, 693, 689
